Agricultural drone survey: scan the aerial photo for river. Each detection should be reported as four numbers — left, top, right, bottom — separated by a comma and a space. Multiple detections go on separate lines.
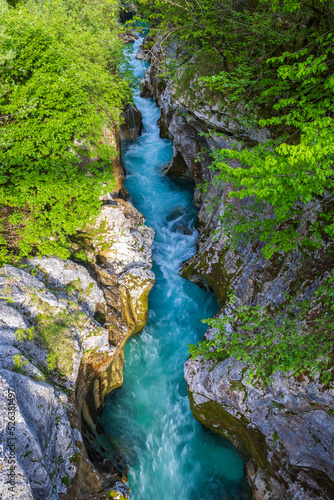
100, 36, 250, 500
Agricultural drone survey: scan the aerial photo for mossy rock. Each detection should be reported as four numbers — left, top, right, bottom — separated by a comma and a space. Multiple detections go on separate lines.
187, 389, 282, 491
181, 247, 230, 305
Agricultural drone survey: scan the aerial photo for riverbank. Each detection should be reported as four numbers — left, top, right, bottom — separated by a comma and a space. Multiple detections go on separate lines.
98, 36, 251, 500
0, 140, 155, 499
140, 38, 334, 500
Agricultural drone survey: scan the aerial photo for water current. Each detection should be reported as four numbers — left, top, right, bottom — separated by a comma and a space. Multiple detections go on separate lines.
100, 36, 251, 500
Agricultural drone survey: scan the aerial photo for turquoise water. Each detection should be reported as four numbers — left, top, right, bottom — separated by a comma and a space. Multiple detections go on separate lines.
100, 37, 250, 500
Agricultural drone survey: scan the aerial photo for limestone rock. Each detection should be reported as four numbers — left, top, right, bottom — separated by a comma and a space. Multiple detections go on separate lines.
0, 370, 81, 500
143, 39, 334, 499
27, 257, 106, 316
92, 199, 154, 276
120, 267, 155, 335
118, 32, 138, 44
2, 263, 111, 386
185, 356, 334, 499
120, 104, 143, 143
0, 261, 109, 499
136, 46, 146, 60
0, 193, 156, 498
140, 66, 154, 98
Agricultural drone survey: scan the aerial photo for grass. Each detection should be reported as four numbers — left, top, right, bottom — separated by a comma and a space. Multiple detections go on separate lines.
36, 308, 86, 377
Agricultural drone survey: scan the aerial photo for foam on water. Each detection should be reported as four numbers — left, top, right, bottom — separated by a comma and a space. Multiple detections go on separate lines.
100, 37, 251, 500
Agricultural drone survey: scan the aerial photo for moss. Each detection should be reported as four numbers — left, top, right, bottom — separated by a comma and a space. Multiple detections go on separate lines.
87, 327, 105, 338
69, 452, 79, 464
170, 47, 232, 110
270, 401, 286, 411
188, 389, 276, 480
66, 278, 83, 297
62, 474, 70, 487
35, 306, 86, 377
229, 380, 245, 393
31, 373, 46, 382
142, 40, 154, 51
271, 431, 279, 445
229, 380, 248, 403
85, 282, 94, 296
181, 247, 230, 305
102, 490, 128, 500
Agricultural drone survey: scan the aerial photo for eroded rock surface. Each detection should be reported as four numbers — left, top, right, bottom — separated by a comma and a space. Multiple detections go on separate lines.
185, 356, 334, 500
141, 41, 334, 499
0, 197, 155, 498
0, 260, 111, 499
120, 104, 143, 143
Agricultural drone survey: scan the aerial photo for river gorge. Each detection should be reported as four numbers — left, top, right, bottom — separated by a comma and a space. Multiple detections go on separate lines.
0, 5, 333, 498
99, 36, 251, 500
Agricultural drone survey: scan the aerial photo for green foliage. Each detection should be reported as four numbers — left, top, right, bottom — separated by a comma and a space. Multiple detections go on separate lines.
0, 0, 129, 264
15, 326, 35, 342
0, 294, 14, 303
36, 308, 87, 376
189, 277, 334, 386
138, 0, 334, 257
270, 431, 279, 445
210, 31, 334, 257
69, 452, 79, 464
46, 352, 57, 372
62, 474, 71, 487
12, 353, 29, 373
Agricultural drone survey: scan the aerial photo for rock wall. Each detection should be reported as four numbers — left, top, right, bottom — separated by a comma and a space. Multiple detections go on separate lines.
142, 43, 334, 500
0, 126, 154, 499
119, 2, 136, 24
120, 104, 143, 143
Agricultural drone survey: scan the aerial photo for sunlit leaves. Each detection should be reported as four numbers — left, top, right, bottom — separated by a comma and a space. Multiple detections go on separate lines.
0, 0, 128, 262
189, 279, 334, 386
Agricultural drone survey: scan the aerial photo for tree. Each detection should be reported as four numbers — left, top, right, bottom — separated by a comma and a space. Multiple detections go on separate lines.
138, 0, 334, 256
0, 0, 129, 263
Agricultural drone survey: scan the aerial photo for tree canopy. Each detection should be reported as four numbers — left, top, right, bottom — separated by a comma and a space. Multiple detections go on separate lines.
137, 0, 334, 384
138, 0, 334, 257
0, 0, 129, 263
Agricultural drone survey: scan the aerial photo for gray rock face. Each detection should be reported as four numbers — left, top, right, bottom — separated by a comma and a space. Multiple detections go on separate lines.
92, 199, 154, 276
185, 357, 334, 500
120, 104, 143, 142
0, 371, 81, 500
0, 261, 107, 499
0, 199, 155, 499
143, 43, 334, 499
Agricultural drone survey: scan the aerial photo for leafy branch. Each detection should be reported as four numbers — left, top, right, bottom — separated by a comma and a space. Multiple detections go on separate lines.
189, 277, 334, 386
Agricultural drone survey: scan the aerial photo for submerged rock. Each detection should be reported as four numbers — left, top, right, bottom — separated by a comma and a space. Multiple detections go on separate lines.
175, 225, 192, 235
136, 46, 146, 60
